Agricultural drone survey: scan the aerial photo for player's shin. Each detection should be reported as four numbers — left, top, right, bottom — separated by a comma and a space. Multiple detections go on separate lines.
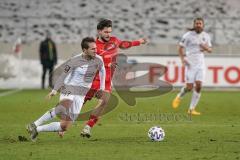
36, 122, 62, 132
189, 90, 201, 110
86, 114, 99, 128
34, 108, 56, 127
177, 86, 189, 98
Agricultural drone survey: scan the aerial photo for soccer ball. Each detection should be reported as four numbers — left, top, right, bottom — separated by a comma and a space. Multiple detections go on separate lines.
148, 126, 165, 141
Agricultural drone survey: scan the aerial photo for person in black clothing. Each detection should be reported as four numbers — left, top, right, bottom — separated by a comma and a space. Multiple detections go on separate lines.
39, 32, 57, 89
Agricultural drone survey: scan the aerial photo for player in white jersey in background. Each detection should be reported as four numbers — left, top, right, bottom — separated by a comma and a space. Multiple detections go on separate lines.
26, 37, 105, 141
172, 17, 212, 115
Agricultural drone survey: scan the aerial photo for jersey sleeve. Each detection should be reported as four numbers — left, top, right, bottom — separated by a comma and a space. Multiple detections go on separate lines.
130, 40, 141, 46
179, 33, 188, 47
116, 37, 141, 49
53, 58, 74, 91
97, 56, 106, 90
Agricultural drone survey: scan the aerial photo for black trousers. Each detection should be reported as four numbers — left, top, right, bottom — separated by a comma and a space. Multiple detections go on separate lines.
41, 65, 53, 89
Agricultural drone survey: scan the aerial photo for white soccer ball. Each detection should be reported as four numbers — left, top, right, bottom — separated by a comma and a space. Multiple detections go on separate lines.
148, 126, 165, 141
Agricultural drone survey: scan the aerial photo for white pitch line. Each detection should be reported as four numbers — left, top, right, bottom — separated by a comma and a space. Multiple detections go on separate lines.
0, 89, 22, 97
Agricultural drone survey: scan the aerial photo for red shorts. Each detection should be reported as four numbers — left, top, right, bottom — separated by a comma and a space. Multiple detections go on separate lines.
84, 80, 112, 102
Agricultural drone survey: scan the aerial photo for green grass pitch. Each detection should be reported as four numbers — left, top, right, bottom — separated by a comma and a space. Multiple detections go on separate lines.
0, 89, 239, 160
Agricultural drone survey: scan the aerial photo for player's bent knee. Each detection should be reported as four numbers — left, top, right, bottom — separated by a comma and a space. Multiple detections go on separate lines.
195, 82, 202, 93
60, 120, 72, 131
60, 123, 68, 131
195, 87, 202, 93
186, 84, 193, 91
186, 86, 193, 91
100, 93, 110, 106
101, 99, 108, 106
100, 97, 110, 107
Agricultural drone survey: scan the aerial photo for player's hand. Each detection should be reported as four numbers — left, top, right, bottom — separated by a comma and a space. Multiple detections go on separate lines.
95, 90, 104, 99
138, 38, 148, 44
46, 90, 57, 100
199, 43, 211, 53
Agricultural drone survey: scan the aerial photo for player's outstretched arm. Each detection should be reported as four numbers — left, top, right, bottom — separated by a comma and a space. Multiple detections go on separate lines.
118, 37, 148, 49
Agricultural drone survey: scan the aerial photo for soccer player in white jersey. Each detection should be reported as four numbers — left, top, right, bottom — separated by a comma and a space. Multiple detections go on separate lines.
26, 37, 105, 141
172, 17, 212, 115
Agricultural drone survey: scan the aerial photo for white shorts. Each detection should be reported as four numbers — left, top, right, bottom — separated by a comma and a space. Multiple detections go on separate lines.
59, 94, 85, 121
185, 67, 205, 83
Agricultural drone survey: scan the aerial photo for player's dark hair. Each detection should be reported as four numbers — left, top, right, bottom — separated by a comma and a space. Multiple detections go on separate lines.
187, 17, 204, 31
97, 19, 112, 30
81, 37, 95, 50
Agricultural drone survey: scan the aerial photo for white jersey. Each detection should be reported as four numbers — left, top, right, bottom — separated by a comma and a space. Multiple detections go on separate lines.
53, 53, 105, 95
64, 55, 104, 89
179, 31, 212, 69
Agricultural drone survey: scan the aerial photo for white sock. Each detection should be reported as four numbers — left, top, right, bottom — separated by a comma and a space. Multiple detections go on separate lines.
177, 87, 188, 99
36, 122, 62, 132
34, 108, 56, 127
189, 91, 201, 110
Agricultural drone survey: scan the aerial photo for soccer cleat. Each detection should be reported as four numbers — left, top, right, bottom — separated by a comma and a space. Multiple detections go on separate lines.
188, 109, 201, 115
80, 125, 91, 138
172, 96, 181, 109
26, 123, 38, 141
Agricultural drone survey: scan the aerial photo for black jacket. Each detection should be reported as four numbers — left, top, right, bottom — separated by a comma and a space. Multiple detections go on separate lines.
39, 38, 57, 67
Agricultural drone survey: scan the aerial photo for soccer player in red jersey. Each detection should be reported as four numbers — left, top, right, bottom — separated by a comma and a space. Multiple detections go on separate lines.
79, 19, 147, 138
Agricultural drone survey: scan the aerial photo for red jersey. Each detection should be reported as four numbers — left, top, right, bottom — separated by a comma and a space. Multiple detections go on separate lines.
85, 36, 140, 101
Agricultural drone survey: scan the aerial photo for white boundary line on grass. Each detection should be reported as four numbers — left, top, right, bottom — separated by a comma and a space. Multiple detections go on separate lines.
0, 89, 22, 97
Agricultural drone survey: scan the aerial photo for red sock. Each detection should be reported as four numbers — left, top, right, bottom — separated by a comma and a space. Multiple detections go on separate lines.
86, 115, 99, 128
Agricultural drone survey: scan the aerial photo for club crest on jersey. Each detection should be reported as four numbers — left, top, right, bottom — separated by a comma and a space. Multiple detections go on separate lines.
64, 65, 71, 73
104, 42, 117, 51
